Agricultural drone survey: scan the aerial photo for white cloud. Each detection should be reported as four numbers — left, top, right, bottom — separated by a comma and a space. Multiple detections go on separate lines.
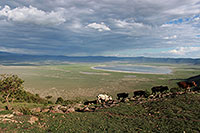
86, 22, 111, 32
64, 20, 86, 33
163, 35, 177, 40
166, 47, 200, 55
194, 17, 200, 21
160, 24, 174, 28
0, 47, 36, 54
114, 19, 145, 28
0, 5, 66, 25
165, 3, 200, 16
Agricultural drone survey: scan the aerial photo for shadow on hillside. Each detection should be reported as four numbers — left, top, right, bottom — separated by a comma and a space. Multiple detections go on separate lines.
187, 74, 200, 83
169, 78, 185, 81
170, 75, 200, 85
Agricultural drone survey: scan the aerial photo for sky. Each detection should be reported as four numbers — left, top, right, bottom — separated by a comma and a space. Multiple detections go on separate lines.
0, 0, 200, 58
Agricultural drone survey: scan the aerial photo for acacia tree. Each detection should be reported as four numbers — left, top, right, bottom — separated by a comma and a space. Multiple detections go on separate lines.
0, 74, 24, 107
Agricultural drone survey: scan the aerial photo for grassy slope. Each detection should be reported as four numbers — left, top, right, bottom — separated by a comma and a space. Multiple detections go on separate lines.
0, 93, 199, 132
46, 94, 200, 133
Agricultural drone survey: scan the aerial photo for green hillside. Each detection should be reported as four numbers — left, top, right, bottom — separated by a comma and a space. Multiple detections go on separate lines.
0, 93, 199, 132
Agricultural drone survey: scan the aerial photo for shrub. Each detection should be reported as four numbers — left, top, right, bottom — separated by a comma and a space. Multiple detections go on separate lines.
48, 101, 53, 104
144, 90, 151, 98
19, 107, 32, 115
55, 97, 64, 104
0, 74, 24, 106
0, 74, 47, 104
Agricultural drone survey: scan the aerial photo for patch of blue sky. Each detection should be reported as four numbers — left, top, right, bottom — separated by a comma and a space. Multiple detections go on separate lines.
196, 35, 200, 37
166, 14, 200, 25
167, 18, 183, 24
193, 14, 200, 19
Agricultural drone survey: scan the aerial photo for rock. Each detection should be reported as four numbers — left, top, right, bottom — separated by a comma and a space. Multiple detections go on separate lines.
122, 98, 129, 103
94, 107, 100, 111
103, 104, 110, 108
112, 100, 120, 104
2, 118, 19, 123
90, 106, 96, 110
50, 109, 64, 114
76, 107, 85, 112
148, 95, 154, 99
95, 106, 104, 110
129, 97, 136, 101
107, 100, 113, 104
49, 105, 65, 114
0, 108, 5, 111
109, 104, 116, 107
66, 108, 75, 113
83, 107, 91, 112
165, 94, 171, 98
56, 110, 65, 114
42, 109, 50, 113
31, 107, 41, 113
13, 111, 23, 116
148, 99, 154, 102
28, 116, 39, 125
52, 105, 61, 111
50, 110, 56, 113
137, 97, 145, 101
58, 106, 68, 112
74, 103, 84, 109
85, 106, 95, 112
0, 114, 14, 118
5, 114, 14, 118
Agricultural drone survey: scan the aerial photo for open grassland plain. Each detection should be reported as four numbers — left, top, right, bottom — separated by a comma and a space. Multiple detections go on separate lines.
0, 62, 200, 101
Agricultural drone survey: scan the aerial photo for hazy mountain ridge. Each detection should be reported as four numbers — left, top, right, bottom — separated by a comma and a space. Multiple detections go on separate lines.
0, 52, 200, 64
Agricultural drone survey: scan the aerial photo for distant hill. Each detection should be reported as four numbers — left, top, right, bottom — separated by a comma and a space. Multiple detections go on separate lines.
0, 51, 200, 64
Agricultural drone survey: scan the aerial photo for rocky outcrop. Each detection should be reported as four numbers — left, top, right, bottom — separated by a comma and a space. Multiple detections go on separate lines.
13, 110, 23, 116
28, 116, 39, 124
31, 107, 41, 113
66, 108, 75, 113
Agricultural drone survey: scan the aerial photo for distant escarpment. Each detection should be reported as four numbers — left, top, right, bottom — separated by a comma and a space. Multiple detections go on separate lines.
0, 51, 200, 64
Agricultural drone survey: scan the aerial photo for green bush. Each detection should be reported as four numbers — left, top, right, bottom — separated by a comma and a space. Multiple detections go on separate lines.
48, 101, 53, 104
144, 90, 151, 98
0, 74, 24, 104
0, 74, 47, 104
19, 107, 32, 115
55, 97, 64, 104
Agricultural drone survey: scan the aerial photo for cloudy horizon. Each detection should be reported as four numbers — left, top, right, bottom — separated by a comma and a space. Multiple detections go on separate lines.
0, 0, 200, 58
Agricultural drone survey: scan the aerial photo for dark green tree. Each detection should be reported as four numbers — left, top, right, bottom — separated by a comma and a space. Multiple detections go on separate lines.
0, 74, 24, 108
55, 97, 64, 104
